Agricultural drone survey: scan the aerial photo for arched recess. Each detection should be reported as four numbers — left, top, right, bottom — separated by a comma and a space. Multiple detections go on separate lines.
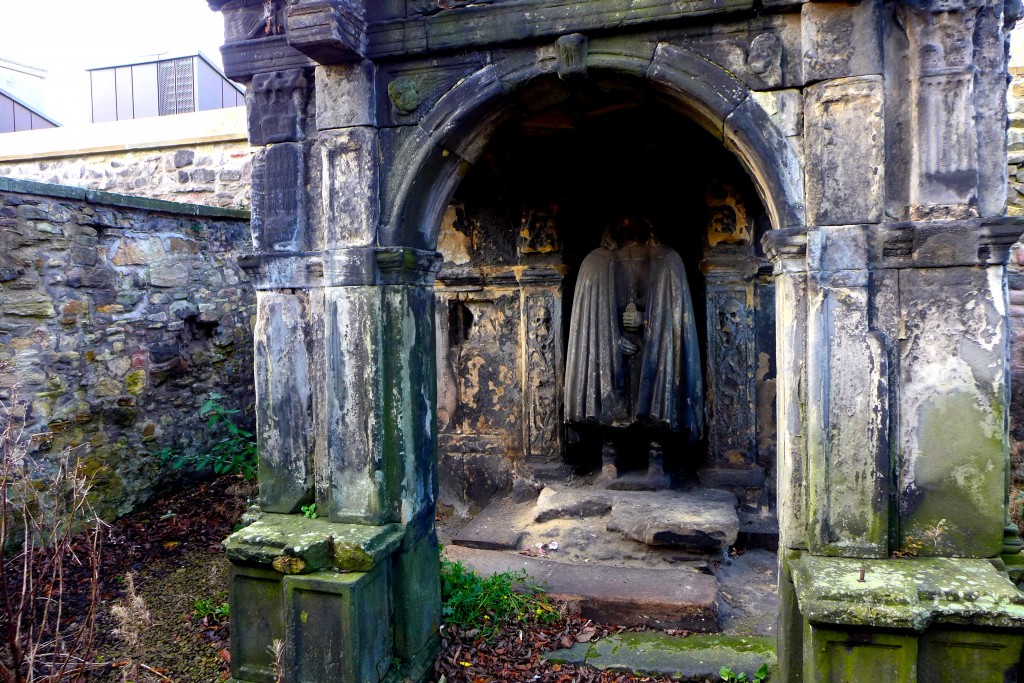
379, 40, 806, 252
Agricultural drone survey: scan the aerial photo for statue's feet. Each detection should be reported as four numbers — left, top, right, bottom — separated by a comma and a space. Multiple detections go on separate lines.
596, 442, 619, 488
646, 442, 671, 490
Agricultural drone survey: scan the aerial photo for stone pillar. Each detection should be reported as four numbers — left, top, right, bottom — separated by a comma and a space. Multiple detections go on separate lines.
221, 45, 442, 682
771, 0, 1024, 678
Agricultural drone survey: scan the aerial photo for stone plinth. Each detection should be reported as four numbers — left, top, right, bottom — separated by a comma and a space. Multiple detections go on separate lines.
790, 555, 1024, 682
225, 514, 439, 683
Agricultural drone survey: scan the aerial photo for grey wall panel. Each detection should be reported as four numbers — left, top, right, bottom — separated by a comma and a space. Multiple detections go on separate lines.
30, 113, 55, 129
222, 79, 235, 109
91, 69, 117, 123
115, 66, 134, 120
0, 94, 15, 133
13, 101, 31, 131
132, 63, 159, 119
197, 58, 222, 111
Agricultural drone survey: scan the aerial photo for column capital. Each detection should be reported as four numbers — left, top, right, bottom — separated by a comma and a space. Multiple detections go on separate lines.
762, 227, 808, 274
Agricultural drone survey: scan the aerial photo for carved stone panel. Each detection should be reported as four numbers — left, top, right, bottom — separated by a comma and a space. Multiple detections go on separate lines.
900, 5, 980, 218
522, 289, 562, 459
705, 284, 757, 467
253, 142, 308, 252
247, 68, 311, 146
444, 291, 523, 447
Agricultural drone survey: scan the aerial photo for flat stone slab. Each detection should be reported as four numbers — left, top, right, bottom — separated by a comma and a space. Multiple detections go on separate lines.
452, 504, 525, 550
224, 513, 404, 573
533, 487, 739, 553
791, 556, 1024, 630
445, 546, 719, 632
607, 489, 739, 552
534, 487, 613, 523
544, 632, 776, 682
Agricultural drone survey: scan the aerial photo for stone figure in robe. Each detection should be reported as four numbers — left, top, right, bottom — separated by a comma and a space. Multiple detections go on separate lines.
564, 215, 704, 488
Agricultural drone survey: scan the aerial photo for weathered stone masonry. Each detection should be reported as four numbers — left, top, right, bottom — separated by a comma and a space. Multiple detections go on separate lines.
210, 0, 1024, 681
0, 177, 254, 519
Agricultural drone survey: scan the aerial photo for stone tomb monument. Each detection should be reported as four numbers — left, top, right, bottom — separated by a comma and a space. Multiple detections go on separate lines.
211, 0, 1024, 681
564, 214, 704, 490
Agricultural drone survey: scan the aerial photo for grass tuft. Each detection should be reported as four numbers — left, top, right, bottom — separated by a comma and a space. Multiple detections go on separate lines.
440, 554, 559, 639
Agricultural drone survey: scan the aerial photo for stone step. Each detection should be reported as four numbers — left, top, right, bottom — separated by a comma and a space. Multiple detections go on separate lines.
544, 632, 777, 682
534, 486, 740, 553
736, 511, 779, 551
444, 546, 719, 632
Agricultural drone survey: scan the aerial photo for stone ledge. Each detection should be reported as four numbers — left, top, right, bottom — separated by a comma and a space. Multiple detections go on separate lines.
0, 176, 251, 220
791, 555, 1024, 632
224, 513, 404, 573
0, 107, 247, 162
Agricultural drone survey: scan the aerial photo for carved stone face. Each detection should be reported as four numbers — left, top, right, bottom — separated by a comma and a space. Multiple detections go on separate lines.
719, 299, 743, 344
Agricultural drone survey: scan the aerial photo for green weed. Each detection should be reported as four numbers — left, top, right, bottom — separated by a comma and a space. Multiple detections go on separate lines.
301, 503, 317, 519
720, 663, 770, 682
440, 554, 559, 640
159, 392, 257, 480
194, 595, 229, 621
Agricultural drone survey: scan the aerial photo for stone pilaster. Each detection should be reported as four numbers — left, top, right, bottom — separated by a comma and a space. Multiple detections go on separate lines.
805, 226, 890, 559
701, 256, 767, 505
763, 229, 809, 553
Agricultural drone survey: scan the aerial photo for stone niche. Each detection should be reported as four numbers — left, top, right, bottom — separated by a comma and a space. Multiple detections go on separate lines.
431, 81, 778, 512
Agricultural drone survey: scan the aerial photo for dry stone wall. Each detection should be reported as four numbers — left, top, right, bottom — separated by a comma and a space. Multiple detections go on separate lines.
0, 141, 253, 210
0, 177, 255, 519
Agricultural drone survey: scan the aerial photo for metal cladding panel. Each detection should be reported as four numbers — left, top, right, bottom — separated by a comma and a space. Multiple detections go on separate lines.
29, 113, 55, 129
132, 63, 159, 119
91, 69, 117, 123
222, 79, 235, 108
175, 57, 195, 113
0, 94, 15, 133
196, 58, 223, 111
115, 66, 134, 120
157, 60, 174, 115
12, 100, 31, 131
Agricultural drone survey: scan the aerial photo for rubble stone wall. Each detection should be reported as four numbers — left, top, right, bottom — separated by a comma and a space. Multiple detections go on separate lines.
0, 177, 255, 519
0, 142, 253, 210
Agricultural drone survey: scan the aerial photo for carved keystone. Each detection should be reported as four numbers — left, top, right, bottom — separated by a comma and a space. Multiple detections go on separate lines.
556, 33, 588, 80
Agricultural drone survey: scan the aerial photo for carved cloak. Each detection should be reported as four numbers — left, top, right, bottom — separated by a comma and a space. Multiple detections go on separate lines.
564, 243, 704, 440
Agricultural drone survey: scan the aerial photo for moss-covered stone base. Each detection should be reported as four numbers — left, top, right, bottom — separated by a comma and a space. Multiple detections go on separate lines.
787, 553, 1024, 682
225, 514, 439, 683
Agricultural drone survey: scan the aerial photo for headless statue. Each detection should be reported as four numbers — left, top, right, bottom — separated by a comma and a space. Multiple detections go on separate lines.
564, 215, 703, 488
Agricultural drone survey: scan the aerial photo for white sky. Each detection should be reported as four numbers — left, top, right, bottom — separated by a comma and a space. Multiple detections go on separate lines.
1, 0, 225, 124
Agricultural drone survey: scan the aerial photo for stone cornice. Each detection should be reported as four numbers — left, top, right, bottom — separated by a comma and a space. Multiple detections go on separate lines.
239, 247, 442, 289
761, 220, 1024, 274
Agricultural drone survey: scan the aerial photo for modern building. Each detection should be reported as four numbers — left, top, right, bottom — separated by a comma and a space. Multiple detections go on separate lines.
88, 52, 244, 124
0, 58, 58, 133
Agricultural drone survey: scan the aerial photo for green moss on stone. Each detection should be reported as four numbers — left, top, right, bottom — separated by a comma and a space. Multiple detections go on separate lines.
125, 370, 146, 395
908, 391, 1004, 557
